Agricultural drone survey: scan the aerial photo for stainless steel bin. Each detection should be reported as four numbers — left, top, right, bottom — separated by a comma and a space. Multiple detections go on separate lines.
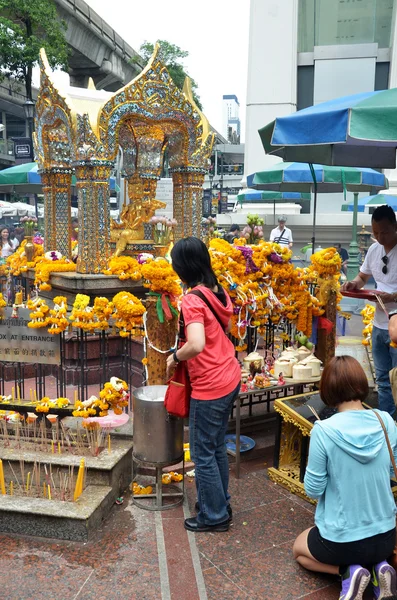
132, 385, 184, 465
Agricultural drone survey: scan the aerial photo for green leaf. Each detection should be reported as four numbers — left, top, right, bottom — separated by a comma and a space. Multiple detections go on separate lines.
0, 0, 69, 97
137, 39, 202, 110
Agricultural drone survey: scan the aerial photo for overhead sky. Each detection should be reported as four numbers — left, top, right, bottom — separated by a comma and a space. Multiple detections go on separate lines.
85, 0, 250, 139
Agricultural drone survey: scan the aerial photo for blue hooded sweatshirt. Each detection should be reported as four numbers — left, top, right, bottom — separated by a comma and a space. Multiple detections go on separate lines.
304, 409, 397, 543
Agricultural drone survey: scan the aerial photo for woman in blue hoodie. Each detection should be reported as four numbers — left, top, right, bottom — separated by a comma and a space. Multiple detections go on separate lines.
293, 356, 397, 600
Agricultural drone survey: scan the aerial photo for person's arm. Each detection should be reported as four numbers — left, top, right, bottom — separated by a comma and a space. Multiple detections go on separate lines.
389, 311, 397, 343
288, 229, 293, 249
303, 425, 328, 499
269, 229, 275, 242
340, 271, 370, 291
166, 322, 205, 375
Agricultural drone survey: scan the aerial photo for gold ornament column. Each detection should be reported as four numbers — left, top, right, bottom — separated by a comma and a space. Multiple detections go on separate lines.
41, 172, 56, 252
172, 171, 184, 241
41, 169, 73, 257
74, 161, 112, 274
171, 168, 205, 239
145, 297, 178, 385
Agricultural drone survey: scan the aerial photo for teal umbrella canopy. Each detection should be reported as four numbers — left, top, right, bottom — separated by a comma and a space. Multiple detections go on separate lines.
0, 162, 119, 193
248, 162, 387, 252
247, 162, 387, 194
237, 190, 311, 203
259, 89, 397, 168
341, 194, 397, 212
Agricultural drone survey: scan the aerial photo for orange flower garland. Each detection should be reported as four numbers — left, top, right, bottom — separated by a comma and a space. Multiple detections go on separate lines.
103, 256, 142, 281
112, 291, 146, 337
140, 258, 181, 298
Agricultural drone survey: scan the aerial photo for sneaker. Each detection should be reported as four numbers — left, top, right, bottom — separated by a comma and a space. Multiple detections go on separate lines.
372, 561, 397, 600
339, 565, 370, 600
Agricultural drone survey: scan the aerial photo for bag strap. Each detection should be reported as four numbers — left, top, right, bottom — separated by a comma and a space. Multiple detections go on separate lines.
188, 289, 226, 332
372, 409, 397, 480
274, 228, 286, 244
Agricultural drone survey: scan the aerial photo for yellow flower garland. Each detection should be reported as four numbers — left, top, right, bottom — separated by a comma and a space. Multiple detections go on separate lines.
103, 256, 142, 281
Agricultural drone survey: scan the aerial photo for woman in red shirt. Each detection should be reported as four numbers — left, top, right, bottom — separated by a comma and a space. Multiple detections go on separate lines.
166, 237, 241, 533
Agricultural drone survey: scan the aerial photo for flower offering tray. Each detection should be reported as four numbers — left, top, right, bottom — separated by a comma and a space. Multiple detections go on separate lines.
341, 289, 378, 301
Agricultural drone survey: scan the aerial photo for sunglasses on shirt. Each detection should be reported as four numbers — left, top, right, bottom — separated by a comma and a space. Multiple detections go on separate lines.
382, 255, 388, 274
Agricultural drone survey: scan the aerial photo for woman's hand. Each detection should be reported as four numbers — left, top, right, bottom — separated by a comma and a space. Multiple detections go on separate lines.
166, 353, 177, 377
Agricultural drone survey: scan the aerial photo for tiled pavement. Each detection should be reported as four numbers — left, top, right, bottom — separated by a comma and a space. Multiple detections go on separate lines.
0, 321, 375, 599
0, 456, 371, 600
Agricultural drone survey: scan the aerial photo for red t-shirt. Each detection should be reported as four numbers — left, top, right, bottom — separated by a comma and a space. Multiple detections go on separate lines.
181, 286, 241, 400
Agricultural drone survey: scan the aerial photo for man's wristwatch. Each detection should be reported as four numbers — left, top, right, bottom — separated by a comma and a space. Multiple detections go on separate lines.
173, 350, 180, 364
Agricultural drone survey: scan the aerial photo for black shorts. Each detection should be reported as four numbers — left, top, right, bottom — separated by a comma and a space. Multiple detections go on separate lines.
308, 526, 396, 567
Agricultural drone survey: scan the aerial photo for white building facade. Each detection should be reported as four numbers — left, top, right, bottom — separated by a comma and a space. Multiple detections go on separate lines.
222, 94, 241, 142
244, 0, 397, 208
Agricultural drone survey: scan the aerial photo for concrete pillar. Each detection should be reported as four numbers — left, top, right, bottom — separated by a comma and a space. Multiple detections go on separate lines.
243, 0, 298, 183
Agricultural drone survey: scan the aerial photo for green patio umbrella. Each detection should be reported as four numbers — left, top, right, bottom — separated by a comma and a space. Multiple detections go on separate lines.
341, 193, 397, 212
0, 162, 120, 193
247, 162, 387, 253
259, 89, 397, 168
237, 190, 311, 225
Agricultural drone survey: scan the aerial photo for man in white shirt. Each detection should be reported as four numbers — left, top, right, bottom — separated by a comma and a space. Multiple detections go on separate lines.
270, 216, 293, 249
342, 205, 397, 416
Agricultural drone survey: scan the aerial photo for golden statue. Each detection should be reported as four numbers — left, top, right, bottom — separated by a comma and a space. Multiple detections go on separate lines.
111, 173, 166, 256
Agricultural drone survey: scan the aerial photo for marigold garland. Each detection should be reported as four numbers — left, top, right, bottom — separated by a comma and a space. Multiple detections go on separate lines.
6, 240, 44, 276
112, 291, 146, 337
72, 377, 129, 418
141, 258, 181, 298
48, 296, 68, 334
103, 256, 142, 281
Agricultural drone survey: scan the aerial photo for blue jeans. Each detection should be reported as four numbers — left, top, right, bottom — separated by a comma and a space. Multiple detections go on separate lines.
189, 384, 240, 525
372, 326, 397, 416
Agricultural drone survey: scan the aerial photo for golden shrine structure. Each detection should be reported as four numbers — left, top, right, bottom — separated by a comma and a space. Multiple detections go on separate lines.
34, 45, 214, 273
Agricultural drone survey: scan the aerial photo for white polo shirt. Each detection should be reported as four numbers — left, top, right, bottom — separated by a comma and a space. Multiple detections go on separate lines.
361, 241, 397, 329
270, 226, 293, 247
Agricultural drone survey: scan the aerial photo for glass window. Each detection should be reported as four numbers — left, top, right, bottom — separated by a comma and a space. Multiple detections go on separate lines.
298, 0, 394, 51
298, 0, 315, 52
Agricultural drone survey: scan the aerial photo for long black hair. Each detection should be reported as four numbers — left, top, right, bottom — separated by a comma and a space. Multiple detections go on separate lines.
171, 237, 218, 288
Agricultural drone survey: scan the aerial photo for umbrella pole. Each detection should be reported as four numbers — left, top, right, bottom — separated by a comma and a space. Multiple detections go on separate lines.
309, 164, 317, 255
346, 192, 361, 280
273, 199, 276, 226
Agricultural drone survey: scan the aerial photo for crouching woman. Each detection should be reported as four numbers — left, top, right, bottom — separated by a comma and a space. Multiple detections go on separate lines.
293, 356, 397, 600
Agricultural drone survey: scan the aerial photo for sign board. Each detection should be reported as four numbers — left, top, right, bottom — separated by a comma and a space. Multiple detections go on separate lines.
0, 308, 60, 365
12, 137, 33, 160
155, 178, 173, 217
